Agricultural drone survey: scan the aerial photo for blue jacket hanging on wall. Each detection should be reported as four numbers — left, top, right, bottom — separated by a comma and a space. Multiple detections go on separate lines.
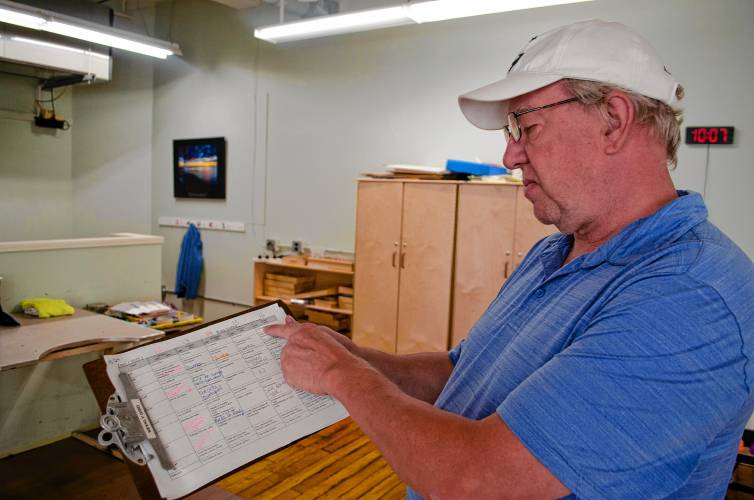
175, 223, 203, 299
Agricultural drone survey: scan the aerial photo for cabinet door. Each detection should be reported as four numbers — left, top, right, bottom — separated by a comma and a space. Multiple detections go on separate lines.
451, 184, 516, 346
396, 183, 457, 354
513, 187, 556, 268
352, 181, 403, 352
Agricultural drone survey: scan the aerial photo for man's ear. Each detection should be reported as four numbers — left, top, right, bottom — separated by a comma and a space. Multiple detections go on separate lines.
602, 91, 635, 155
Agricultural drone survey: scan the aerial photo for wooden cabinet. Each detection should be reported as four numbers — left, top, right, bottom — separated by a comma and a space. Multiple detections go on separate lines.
396, 183, 457, 354
352, 181, 456, 354
450, 184, 554, 345
350, 182, 403, 352
450, 184, 516, 347
353, 179, 554, 354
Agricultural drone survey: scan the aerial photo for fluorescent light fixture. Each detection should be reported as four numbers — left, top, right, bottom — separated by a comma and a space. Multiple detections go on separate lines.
254, 6, 412, 43
0, 6, 44, 29
255, 0, 593, 43
1, 34, 111, 80
0, 0, 180, 59
408, 0, 593, 23
45, 21, 173, 59
11, 36, 110, 59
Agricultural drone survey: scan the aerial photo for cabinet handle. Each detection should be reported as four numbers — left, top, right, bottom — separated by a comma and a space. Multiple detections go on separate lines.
504, 261, 509, 278
392, 251, 397, 268
400, 252, 406, 269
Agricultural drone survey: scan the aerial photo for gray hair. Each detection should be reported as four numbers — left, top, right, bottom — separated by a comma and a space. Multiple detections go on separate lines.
563, 79, 684, 169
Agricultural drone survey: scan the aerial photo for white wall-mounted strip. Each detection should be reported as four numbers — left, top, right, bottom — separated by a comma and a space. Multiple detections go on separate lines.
158, 217, 246, 233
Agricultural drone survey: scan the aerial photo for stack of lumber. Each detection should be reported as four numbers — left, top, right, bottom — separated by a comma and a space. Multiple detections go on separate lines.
338, 286, 353, 311
306, 257, 354, 273
307, 309, 350, 331
264, 273, 315, 298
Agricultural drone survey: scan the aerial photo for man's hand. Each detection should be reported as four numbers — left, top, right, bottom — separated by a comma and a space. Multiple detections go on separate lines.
264, 316, 369, 395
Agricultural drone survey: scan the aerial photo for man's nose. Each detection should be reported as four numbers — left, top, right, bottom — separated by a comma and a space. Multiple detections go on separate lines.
502, 136, 528, 169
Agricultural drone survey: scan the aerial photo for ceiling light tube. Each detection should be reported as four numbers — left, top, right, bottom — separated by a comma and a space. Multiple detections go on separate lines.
255, 0, 594, 43
44, 21, 173, 59
254, 5, 413, 43
0, 6, 44, 29
0, 0, 180, 59
407, 0, 594, 24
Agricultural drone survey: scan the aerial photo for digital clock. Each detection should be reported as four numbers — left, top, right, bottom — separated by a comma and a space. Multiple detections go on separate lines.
685, 126, 734, 145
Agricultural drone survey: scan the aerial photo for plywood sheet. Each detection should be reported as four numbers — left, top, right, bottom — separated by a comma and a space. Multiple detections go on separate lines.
0, 309, 161, 371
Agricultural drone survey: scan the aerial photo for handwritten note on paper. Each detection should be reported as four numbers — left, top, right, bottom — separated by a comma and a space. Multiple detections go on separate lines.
104, 303, 348, 500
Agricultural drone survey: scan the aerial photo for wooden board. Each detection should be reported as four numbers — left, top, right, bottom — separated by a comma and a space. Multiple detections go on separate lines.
0, 309, 162, 371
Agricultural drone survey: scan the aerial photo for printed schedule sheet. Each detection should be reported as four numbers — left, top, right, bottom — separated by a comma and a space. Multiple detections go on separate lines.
104, 303, 348, 499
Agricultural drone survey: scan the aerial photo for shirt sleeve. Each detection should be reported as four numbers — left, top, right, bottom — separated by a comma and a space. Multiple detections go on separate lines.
498, 274, 748, 499
448, 339, 465, 365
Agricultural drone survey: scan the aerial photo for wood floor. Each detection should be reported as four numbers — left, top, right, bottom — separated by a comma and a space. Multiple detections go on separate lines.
0, 418, 405, 499
217, 418, 405, 499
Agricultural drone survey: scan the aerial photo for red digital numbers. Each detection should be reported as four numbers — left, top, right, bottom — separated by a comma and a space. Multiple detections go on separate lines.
686, 127, 734, 145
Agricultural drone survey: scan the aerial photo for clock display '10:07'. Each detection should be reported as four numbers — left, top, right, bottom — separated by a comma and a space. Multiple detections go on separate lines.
685, 126, 735, 145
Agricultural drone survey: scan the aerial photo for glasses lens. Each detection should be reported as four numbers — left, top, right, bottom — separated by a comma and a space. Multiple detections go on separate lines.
503, 127, 511, 142
507, 113, 520, 142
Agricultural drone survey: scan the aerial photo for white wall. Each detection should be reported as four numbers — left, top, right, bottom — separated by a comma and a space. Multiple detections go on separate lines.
72, 53, 154, 237
152, 0, 263, 303
0, 0, 151, 243
0, 68, 73, 241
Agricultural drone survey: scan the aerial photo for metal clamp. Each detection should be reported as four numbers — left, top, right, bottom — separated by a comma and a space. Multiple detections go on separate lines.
98, 393, 153, 466
98, 391, 173, 470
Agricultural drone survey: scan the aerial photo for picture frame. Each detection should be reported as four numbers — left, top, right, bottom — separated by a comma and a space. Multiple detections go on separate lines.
173, 137, 226, 199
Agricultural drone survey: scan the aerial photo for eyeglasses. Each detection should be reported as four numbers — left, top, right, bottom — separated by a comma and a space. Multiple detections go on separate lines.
503, 97, 579, 142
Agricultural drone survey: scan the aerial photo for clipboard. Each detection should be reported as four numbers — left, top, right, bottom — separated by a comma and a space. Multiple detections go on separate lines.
85, 300, 347, 500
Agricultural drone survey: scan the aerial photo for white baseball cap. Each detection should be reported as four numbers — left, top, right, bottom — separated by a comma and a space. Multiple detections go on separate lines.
458, 19, 682, 130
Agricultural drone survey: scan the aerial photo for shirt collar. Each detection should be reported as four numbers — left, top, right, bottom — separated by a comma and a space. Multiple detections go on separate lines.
578, 190, 708, 268
540, 191, 708, 276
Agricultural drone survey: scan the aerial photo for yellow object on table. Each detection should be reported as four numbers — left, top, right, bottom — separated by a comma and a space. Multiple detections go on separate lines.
20, 297, 75, 319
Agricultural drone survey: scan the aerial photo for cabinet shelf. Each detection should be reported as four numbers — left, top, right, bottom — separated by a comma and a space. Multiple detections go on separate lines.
253, 260, 354, 332
253, 259, 353, 276
305, 304, 353, 316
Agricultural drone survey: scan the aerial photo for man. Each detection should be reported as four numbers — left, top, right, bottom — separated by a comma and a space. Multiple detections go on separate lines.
266, 20, 754, 499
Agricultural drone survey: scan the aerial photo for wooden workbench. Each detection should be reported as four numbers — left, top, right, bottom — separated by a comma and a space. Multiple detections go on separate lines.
0, 308, 162, 372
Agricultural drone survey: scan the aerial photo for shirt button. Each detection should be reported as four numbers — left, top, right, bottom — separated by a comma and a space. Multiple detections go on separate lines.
534, 288, 545, 298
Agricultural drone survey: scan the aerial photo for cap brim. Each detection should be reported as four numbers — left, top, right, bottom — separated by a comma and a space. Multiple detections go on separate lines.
458, 72, 563, 130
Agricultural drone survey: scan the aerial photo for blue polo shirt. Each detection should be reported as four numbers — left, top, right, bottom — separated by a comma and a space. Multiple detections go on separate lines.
412, 191, 754, 499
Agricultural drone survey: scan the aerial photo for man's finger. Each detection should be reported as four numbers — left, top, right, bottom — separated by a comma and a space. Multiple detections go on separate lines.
263, 316, 298, 338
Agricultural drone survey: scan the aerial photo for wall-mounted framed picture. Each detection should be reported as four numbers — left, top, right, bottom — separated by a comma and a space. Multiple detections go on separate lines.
173, 137, 226, 199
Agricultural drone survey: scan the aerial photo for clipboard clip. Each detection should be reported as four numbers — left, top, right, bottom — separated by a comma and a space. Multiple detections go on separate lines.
98, 393, 173, 469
